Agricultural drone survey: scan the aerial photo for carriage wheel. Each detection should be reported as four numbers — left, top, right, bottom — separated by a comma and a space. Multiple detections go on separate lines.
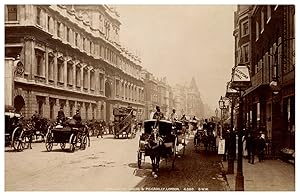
69, 133, 76, 152
45, 132, 53, 152
12, 127, 24, 151
60, 143, 66, 150
80, 135, 88, 150
137, 151, 142, 169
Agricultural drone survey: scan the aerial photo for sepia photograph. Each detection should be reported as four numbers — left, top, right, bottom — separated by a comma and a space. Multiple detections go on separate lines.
3, 1, 296, 192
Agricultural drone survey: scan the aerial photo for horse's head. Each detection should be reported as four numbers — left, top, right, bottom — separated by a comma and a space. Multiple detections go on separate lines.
146, 126, 163, 148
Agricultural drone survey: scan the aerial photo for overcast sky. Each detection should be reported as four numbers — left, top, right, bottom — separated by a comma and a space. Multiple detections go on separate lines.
116, 5, 236, 111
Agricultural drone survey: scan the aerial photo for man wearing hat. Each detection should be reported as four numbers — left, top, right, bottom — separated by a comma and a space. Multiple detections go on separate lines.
152, 105, 164, 120
73, 109, 82, 125
57, 107, 65, 123
170, 108, 178, 123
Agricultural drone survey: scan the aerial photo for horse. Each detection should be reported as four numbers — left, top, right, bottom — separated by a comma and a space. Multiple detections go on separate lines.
145, 126, 165, 178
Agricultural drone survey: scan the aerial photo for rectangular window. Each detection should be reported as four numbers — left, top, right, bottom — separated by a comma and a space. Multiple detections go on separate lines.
267, 5, 271, 22
57, 22, 61, 38
48, 55, 54, 80
76, 66, 81, 87
241, 21, 249, 36
257, 102, 260, 121
75, 33, 78, 47
7, 5, 17, 21
67, 27, 70, 42
83, 69, 88, 89
35, 50, 44, 76
256, 20, 260, 40
99, 73, 104, 92
261, 9, 265, 33
90, 41, 93, 54
38, 101, 43, 115
243, 45, 249, 62
57, 60, 63, 82
50, 101, 54, 119
47, 16, 51, 32
90, 71, 95, 90
69, 103, 73, 117
36, 7, 41, 25
67, 64, 73, 85
83, 37, 86, 51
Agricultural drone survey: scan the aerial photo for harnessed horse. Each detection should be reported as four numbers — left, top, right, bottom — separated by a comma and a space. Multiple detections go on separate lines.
144, 119, 175, 178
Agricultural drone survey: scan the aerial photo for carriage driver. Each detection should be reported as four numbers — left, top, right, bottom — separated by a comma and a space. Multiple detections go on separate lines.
152, 106, 164, 120
57, 107, 65, 124
169, 109, 178, 123
73, 109, 82, 126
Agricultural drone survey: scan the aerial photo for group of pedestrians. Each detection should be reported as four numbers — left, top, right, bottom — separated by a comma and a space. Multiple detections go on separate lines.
244, 131, 267, 163
221, 127, 267, 164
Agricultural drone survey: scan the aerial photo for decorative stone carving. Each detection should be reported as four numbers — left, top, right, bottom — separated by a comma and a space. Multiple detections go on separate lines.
15, 61, 24, 77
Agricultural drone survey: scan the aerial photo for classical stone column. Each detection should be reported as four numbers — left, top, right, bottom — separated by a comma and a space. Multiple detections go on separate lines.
73, 63, 77, 90
44, 96, 50, 118
53, 51, 58, 86
23, 36, 35, 80
87, 68, 91, 93
80, 65, 84, 91
45, 46, 49, 84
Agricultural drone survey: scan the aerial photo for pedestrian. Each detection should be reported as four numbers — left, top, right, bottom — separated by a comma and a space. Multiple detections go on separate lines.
245, 132, 255, 164
256, 133, 266, 162
223, 129, 230, 161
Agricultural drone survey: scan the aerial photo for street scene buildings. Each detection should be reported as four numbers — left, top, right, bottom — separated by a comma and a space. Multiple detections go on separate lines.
233, 5, 295, 154
4, 4, 295, 192
5, 5, 145, 122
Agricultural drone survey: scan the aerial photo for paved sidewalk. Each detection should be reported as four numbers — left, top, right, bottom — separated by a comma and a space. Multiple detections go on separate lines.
222, 158, 295, 191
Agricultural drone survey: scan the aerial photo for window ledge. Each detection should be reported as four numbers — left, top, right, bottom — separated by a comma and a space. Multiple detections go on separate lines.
5, 20, 19, 24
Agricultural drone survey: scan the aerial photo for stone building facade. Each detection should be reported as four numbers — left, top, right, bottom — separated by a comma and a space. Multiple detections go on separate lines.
5, 5, 145, 121
233, 5, 295, 152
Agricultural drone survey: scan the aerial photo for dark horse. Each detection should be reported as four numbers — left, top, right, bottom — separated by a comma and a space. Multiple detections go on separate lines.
145, 126, 163, 178
145, 121, 176, 178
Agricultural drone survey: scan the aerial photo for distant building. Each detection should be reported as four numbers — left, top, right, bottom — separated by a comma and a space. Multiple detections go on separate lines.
5, 5, 145, 121
173, 77, 204, 119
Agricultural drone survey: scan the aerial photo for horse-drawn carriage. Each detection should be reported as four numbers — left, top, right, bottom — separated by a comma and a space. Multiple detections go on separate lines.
137, 119, 178, 178
5, 105, 31, 151
113, 107, 137, 139
194, 121, 217, 152
45, 119, 89, 152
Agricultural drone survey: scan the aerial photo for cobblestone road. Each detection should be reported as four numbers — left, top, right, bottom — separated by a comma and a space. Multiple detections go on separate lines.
5, 133, 227, 191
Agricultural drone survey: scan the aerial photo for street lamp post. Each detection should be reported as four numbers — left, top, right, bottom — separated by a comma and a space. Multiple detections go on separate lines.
230, 63, 251, 191
225, 81, 239, 174
219, 96, 226, 138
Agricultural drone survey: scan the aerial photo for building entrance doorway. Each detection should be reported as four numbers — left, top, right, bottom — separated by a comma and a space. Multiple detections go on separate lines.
14, 95, 25, 113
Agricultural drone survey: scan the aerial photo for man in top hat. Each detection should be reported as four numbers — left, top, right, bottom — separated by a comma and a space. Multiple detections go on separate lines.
73, 109, 82, 125
57, 107, 65, 123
